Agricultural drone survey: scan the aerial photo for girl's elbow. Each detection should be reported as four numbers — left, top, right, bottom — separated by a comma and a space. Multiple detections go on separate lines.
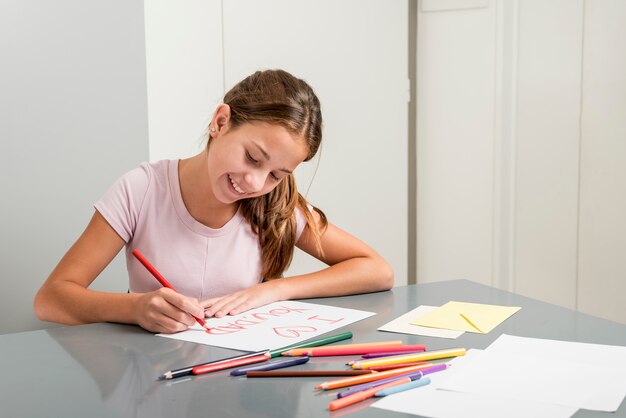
33, 292, 47, 321
375, 259, 394, 291
33, 288, 55, 323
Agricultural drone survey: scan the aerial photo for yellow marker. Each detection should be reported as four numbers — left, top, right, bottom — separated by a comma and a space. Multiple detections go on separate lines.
351, 347, 466, 369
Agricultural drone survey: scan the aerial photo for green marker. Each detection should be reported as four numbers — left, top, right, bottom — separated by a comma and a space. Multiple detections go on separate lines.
269, 331, 353, 358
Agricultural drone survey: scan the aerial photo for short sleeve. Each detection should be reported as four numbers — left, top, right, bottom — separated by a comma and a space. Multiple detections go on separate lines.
94, 164, 152, 243
294, 203, 314, 242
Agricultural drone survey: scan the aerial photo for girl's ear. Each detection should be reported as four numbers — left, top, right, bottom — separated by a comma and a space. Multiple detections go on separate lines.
210, 104, 231, 136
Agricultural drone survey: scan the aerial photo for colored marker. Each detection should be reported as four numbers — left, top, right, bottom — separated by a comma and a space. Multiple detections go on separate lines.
282, 340, 404, 356
315, 363, 435, 390
192, 352, 270, 375
231, 356, 309, 376
352, 348, 466, 369
361, 349, 427, 358
367, 362, 428, 371
328, 377, 412, 411
158, 349, 269, 380
337, 371, 425, 398
268, 331, 353, 358
246, 370, 375, 377
287, 344, 426, 357
337, 364, 447, 398
375, 376, 431, 396
132, 249, 209, 330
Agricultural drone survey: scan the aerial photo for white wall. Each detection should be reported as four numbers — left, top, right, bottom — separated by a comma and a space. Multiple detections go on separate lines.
0, 0, 149, 334
416, 0, 496, 287
144, 0, 224, 162
416, 0, 626, 324
145, 0, 409, 285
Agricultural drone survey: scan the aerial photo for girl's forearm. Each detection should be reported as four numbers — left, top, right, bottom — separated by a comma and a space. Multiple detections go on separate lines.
274, 256, 393, 301
34, 281, 140, 326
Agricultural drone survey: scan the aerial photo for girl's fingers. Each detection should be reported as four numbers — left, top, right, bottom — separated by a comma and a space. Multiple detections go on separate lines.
204, 294, 239, 317
159, 288, 204, 319
138, 289, 199, 332
153, 315, 189, 334
203, 284, 276, 318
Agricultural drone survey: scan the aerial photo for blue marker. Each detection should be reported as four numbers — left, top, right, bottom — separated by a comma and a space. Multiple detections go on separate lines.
374, 376, 431, 396
230, 356, 310, 376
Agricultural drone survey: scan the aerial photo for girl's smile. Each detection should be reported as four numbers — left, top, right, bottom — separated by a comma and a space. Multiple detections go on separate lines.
228, 174, 246, 195
207, 117, 308, 205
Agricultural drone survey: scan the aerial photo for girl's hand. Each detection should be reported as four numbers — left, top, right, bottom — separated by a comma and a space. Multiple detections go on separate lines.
202, 281, 281, 318
133, 288, 205, 334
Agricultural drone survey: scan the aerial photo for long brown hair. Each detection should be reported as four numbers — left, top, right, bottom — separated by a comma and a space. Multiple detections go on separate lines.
212, 69, 327, 279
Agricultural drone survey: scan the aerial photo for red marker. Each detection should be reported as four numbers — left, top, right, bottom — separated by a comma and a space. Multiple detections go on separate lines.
132, 249, 209, 330
192, 352, 271, 375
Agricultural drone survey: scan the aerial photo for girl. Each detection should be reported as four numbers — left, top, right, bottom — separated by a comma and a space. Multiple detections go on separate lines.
34, 69, 393, 334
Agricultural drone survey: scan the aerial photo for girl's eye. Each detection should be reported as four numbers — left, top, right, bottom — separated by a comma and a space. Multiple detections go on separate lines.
246, 151, 259, 164
270, 172, 280, 182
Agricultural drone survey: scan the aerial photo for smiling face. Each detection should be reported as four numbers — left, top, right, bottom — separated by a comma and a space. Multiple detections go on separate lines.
206, 120, 308, 205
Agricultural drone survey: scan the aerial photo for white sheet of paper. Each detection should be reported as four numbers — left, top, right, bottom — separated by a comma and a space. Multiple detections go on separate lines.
378, 305, 465, 339
373, 387, 579, 418
372, 350, 578, 418
156, 301, 375, 351
438, 334, 626, 412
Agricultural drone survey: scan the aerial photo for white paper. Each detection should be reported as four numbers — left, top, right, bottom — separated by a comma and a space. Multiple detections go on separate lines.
438, 334, 626, 412
373, 387, 579, 418
378, 305, 465, 339
372, 350, 578, 418
156, 301, 374, 351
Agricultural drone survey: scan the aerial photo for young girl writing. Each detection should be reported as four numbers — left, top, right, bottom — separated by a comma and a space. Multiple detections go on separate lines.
34, 69, 393, 334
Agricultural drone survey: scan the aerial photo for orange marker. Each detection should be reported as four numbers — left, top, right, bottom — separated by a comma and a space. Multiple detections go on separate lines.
315, 363, 434, 390
328, 377, 411, 411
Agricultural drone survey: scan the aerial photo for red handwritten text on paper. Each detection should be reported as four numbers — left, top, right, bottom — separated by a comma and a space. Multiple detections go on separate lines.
205, 304, 345, 337
272, 326, 318, 338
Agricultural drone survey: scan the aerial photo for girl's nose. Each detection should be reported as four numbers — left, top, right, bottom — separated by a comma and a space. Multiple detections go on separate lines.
244, 171, 266, 193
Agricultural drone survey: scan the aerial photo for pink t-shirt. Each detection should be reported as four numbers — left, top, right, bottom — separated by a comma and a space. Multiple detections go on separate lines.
94, 159, 307, 300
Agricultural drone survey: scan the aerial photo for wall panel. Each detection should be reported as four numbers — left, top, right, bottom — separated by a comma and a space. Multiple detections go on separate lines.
513, 0, 583, 308
416, 3, 496, 285
577, 0, 626, 323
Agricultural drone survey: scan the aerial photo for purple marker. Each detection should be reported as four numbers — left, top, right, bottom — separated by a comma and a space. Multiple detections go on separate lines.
336, 363, 448, 398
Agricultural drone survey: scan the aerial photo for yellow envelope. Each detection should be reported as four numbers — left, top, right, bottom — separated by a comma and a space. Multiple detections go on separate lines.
410, 301, 521, 334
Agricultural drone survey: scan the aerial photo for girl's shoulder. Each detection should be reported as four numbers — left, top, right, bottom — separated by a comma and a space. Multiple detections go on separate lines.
94, 160, 176, 242
116, 159, 173, 194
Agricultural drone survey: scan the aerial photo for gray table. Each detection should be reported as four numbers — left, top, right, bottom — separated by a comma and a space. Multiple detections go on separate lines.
2, 280, 625, 418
